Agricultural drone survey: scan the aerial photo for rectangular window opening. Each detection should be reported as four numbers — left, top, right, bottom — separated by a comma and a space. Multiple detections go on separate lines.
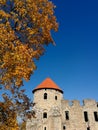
94, 112, 98, 121
65, 111, 69, 120
63, 126, 66, 129
55, 96, 57, 100
84, 111, 88, 122
43, 112, 47, 118
87, 127, 90, 130
44, 127, 46, 130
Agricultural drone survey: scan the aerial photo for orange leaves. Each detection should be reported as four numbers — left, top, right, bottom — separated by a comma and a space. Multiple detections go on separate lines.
1, 44, 36, 87
0, 0, 58, 89
0, 0, 6, 5
0, 10, 10, 18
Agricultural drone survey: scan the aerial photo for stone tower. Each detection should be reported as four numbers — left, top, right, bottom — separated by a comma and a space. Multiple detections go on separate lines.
26, 77, 63, 130
26, 78, 98, 130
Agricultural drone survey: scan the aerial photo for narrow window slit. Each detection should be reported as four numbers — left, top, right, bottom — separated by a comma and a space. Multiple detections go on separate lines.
44, 93, 47, 99
84, 111, 88, 122
65, 111, 69, 120
94, 112, 98, 121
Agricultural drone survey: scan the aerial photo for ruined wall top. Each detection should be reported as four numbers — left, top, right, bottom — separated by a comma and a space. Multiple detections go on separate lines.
61, 99, 98, 108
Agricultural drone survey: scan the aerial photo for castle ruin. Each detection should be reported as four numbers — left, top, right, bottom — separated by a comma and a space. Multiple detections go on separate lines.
26, 78, 98, 130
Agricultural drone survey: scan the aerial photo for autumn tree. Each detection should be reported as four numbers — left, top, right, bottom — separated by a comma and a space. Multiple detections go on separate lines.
0, 101, 19, 130
0, 0, 58, 129
0, 0, 58, 89
0, 86, 36, 129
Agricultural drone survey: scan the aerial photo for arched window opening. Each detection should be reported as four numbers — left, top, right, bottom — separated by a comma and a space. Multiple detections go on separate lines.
44, 93, 47, 99
43, 112, 47, 118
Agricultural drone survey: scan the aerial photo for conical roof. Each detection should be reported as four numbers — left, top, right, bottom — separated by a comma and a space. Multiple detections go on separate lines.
33, 78, 63, 93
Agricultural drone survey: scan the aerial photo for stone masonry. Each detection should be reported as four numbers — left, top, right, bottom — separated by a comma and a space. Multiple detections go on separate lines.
26, 78, 98, 130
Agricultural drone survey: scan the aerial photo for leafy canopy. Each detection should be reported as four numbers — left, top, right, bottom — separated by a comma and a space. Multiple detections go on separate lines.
0, 0, 58, 129
0, 101, 19, 130
0, 0, 58, 89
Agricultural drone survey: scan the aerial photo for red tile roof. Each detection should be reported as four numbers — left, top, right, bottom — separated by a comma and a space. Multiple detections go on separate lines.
33, 78, 63, 93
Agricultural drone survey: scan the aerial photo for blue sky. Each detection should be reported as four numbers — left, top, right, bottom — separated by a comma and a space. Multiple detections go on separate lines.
23, 0, 98, 102
1, 0, 98, 103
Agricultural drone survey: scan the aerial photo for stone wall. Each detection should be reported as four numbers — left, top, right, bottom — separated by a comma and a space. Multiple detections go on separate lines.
61, 99, 98, 130
26, 89, 98, 130
33, 89, 63, 111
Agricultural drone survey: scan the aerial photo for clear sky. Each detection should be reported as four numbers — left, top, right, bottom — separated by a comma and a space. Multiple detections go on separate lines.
1, 0, 97, 103
23, 0, 98, 103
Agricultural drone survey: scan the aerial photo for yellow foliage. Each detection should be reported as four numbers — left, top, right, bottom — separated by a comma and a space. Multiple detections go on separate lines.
0, 0, 58, 89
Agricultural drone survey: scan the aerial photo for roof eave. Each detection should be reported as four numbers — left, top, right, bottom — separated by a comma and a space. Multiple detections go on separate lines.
32, 88, 63, 94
